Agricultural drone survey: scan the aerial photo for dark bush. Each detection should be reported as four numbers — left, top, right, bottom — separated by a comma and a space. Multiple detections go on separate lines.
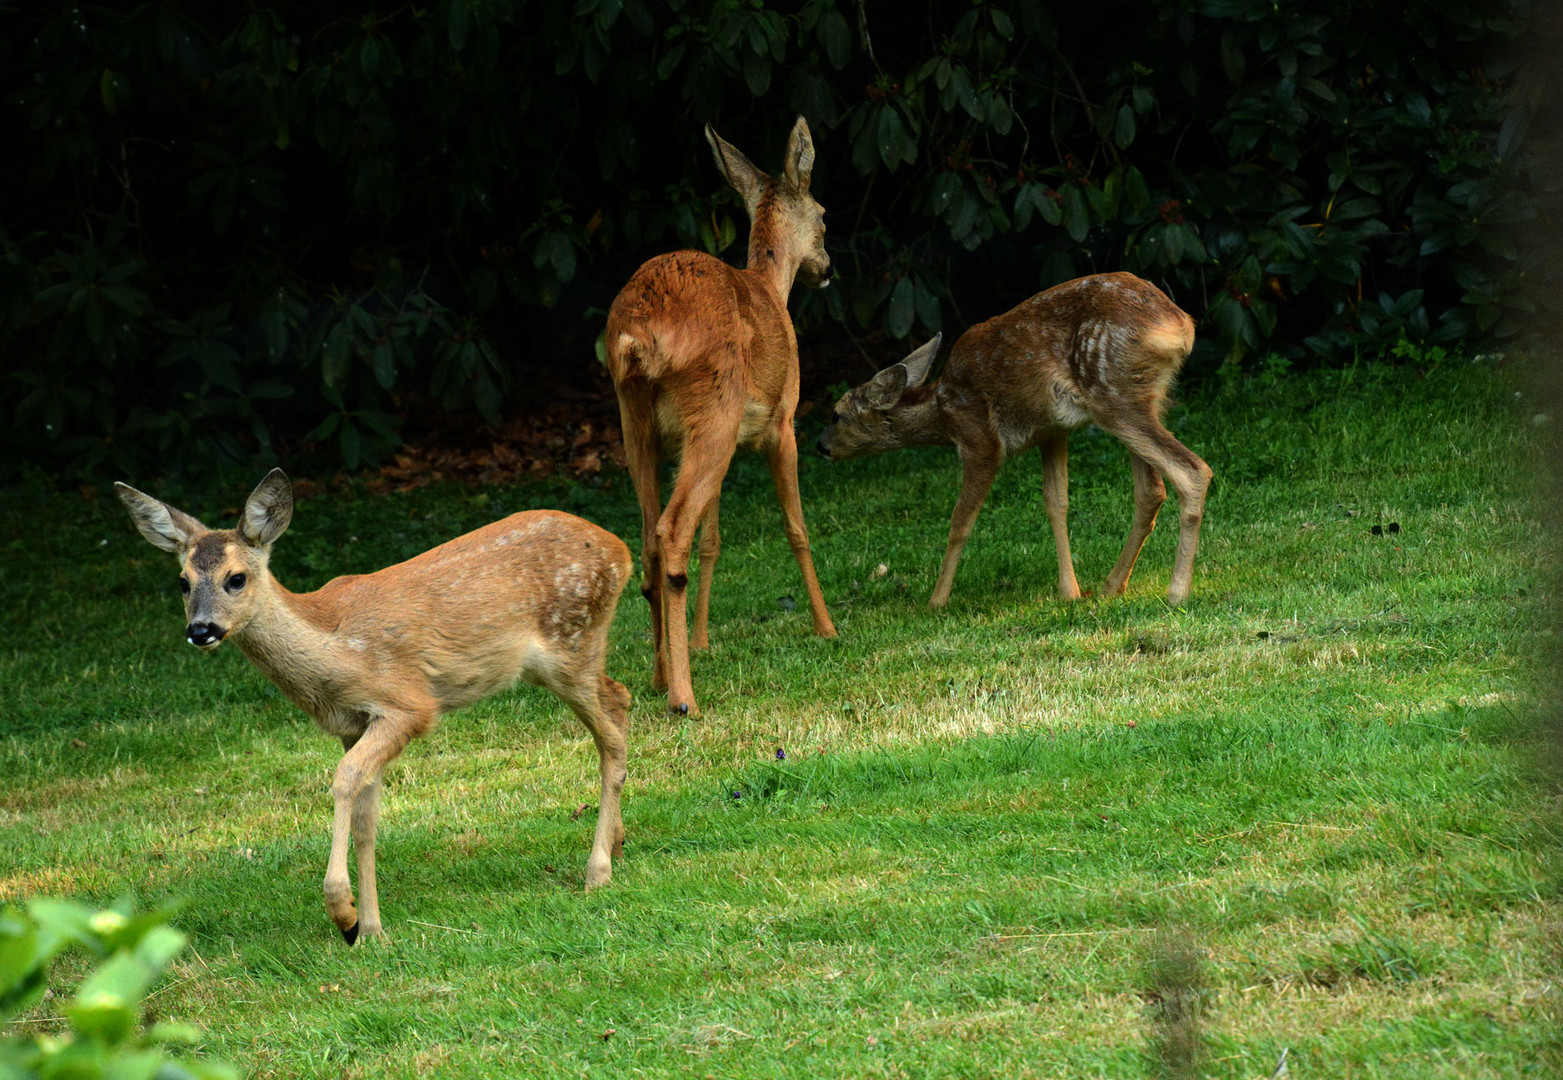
0, 0, 1547, 478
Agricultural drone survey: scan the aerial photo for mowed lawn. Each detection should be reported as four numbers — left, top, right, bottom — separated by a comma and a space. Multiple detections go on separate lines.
1, 357, 1558, 1078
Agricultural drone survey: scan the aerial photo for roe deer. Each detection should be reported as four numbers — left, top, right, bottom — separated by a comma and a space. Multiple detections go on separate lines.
605, 116, 835, 716
818, 272, 1212, 607
115, 470, 633, 944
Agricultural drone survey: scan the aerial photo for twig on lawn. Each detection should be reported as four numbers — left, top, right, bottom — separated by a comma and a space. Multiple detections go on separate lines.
144, 976, 197, 1002
407, 919, 476, 935
1032, 872, 1089, 891
990, 926, 1156, 942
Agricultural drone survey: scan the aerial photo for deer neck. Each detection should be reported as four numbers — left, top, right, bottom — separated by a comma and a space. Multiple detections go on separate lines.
887, 385, 953, 448
745, 211, 800, 303
230, 578, 343, 719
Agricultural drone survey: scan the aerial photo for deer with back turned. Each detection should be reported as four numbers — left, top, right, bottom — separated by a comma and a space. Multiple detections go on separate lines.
605, 116, 836, 717
818, 272, 1213, 607
116, 470, 633, 944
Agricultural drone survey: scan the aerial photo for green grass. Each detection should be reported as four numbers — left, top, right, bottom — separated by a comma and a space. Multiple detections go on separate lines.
2, 357, 1559, 1078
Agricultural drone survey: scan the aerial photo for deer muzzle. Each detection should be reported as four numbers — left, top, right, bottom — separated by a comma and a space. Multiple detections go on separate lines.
186, 622, 227, 649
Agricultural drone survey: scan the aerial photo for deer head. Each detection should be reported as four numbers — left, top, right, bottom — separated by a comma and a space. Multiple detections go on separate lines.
817, 335, 943, 460
705, 116, 831, 289
116, 469, 294, 649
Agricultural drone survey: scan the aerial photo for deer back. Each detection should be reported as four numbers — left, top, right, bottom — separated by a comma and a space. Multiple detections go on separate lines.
943, 273, 1194, 435
250, 511, 632, 725
605, 117, 826, 454
605, 251, 799, 451
821, 273, 1195, 460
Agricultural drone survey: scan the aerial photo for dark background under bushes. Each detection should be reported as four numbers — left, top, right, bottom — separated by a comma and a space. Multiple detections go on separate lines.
1, 0, 1555, 480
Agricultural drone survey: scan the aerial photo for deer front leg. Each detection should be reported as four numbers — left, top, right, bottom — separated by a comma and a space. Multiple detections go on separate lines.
349, 777, 385, 939
690, 497, 721, 651
768, 424, 836, 638
1039, 435, 1081, 600
325, 715, 424, 943
930, 437, 1003, 608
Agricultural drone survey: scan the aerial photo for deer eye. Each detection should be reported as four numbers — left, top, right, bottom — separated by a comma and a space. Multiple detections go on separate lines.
226, 573, 247, 593
178, 576, 190, 595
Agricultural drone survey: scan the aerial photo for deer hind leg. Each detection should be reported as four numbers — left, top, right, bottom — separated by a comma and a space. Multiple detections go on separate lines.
619, 390, 668, 689
1039, 435, 1081, 600
690, 496, 721, 651
656, 428, 736, 716
1104, 420, 1211, 606
767, 423, 836, 638
930, 435, 1004, 608
541, 632, 629, 890
1100, 453, 1167, 597
575, 672, 628, 894
326, 714, 428, 943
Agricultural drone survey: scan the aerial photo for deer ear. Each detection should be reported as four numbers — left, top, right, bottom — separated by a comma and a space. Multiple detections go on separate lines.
900, 333, 943, 388
115, 482, 207, 555
864, 363, 910, 410
705, 125, 768, 213
240, 468, 294, 548
782, 115, 815, 192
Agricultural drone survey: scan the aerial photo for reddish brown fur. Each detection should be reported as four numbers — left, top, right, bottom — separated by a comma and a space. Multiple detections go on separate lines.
606, 117, 835, 716
820, 272, 1213, 607
116, 470, 633, 943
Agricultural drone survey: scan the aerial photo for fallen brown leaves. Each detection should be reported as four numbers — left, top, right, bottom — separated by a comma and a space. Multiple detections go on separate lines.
371, 405, 626, 493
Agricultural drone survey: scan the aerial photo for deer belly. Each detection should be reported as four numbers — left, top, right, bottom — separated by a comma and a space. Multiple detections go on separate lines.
736, 397, 773, 448
1046, 379, 1091, 430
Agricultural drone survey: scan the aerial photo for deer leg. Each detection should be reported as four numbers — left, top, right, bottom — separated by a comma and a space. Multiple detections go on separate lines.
552, 661, 630, 890
1105, 422, 1212, 606
1039, 435, 1081, 600
1101, 453, 1166, 597
324, 713, 427, 943
619, 391, 667, 689
690, 496, 721, 651
656, 430, 736, 716
930, 437, 1003, 608
767, 423, 836, 638
349, 776, 385, 939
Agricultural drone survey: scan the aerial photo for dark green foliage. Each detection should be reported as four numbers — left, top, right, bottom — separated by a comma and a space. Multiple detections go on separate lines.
0, 1, 1544, 477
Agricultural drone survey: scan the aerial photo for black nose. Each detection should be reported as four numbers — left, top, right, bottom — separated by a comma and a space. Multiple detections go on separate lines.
815, 435, 831, 458
186, 622, 224, 647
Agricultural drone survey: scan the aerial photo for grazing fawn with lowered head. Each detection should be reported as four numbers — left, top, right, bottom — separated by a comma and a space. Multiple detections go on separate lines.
116, 470, 633, 944
605, 116, 836, 716
819, 272, 1213, 607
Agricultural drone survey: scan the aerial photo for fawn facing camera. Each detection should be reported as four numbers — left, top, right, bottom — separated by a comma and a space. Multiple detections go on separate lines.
117, 469, 633, 943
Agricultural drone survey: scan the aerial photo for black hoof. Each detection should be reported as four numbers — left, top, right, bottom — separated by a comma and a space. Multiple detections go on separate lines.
341, 921, 359, 945
670, 703, 689, 716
